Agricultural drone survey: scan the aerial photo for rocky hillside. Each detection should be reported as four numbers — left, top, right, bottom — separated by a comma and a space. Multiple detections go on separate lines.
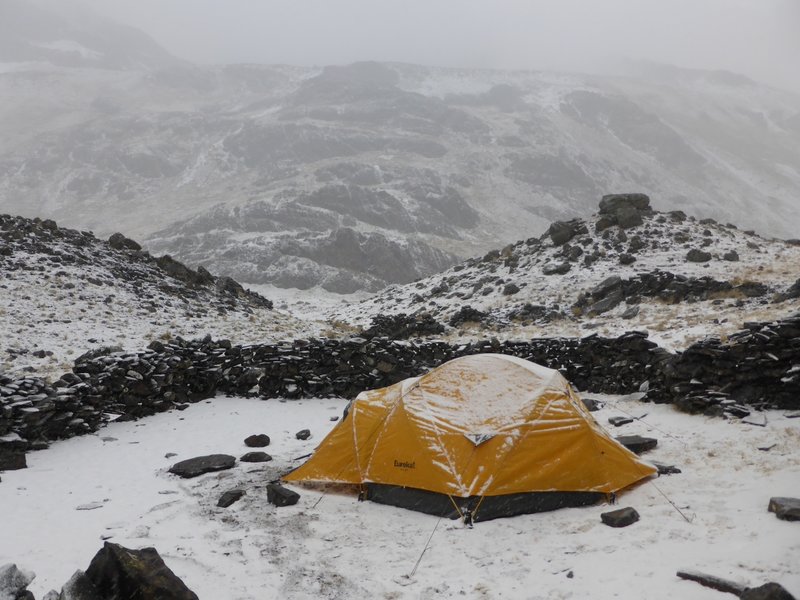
334, 194, 800, 349
0, 215, 322, 379
1, 2, 799, 292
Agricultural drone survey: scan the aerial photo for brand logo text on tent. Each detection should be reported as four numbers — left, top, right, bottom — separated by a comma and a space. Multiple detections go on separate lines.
393, 459, 415, 469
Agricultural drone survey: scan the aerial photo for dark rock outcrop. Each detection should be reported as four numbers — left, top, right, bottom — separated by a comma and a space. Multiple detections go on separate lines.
85, 542, 199, 600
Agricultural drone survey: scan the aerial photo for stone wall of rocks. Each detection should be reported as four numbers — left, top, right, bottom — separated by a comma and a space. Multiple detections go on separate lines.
645, 315, 800, 413
2, 314, 798, 465
1, 332, 665, 452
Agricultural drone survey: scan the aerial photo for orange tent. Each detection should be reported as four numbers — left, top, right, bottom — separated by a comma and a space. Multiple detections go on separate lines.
284, 354, 655, 521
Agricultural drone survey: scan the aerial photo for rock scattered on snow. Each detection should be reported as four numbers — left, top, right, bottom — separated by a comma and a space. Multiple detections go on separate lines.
168, 454, 236, 479
615, 435, 658, 454
217, 489, 246, 508
608, 416, 633, 427
600, 507, 640, 528
768, 497, 800, 522
295, 429, 311, 440
267, 483, 300, 507
244, 434, 270, 448
651, 461, 682, 475
240, 452, 272, 463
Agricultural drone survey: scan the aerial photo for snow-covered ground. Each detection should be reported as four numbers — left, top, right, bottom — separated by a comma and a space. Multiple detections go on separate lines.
2, 394, 798, 599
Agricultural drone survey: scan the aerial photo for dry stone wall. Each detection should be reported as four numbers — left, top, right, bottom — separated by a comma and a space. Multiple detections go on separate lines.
2, 315, 799, 467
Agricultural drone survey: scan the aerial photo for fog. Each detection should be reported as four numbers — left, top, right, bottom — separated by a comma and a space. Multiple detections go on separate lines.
70, 0, 800, 93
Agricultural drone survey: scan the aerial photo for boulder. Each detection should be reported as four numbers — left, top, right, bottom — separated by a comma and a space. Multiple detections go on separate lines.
587, 289, 624, 315
240, 452, 272, 463
108, 233, 141, 252
686, 249, 712, 263
768, 497, 800, 521
723, 250, 740, 262
615, 206, 644, 229
168, 454, 235, 479
542, 261, 571, 275
591, 276, 622, 297
85, 542, 199, 600
217, 489, 245, 508
244, 434, 270, 448
502, 283, 520, 296
547, 220, 587, 246
295, 429, 311, 440
267, 483, 300, 507
599, 193, 651, 214
600, 507, 640, 527
0, 564, 35, 600
740, 583, 797, 600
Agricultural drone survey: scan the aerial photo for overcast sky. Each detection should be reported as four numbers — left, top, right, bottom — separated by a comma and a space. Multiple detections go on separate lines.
77, 0, 799, 92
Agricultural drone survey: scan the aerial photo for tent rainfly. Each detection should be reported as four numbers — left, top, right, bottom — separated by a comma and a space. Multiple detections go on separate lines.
283, 354, 656, 522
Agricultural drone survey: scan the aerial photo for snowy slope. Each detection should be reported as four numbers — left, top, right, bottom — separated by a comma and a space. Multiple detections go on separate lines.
1, 394, 797, 599
334, 203, 800, 350
0, 215, 325, 380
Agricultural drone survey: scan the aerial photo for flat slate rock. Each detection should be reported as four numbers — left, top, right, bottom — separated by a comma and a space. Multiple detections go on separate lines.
676, 570, 746, 595
768, 497, 800, 521
217, 489, 245, 508
615, 435, 657, 454
168, 454, 236, 479
601, 506, 639, 528
244, 434, 270, 448
267, 483, 300, 507
608, 416, 634, 427
240, 451, 272, 463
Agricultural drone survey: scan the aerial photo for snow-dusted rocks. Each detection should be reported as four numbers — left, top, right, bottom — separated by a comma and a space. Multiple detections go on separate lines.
337, 199, 800, 350
0, 564, 35, 600
84, 543, 198, 600
168, 455, 236, 479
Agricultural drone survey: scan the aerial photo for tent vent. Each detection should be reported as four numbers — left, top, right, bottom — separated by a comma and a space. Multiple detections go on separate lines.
464, 433, 495, 446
